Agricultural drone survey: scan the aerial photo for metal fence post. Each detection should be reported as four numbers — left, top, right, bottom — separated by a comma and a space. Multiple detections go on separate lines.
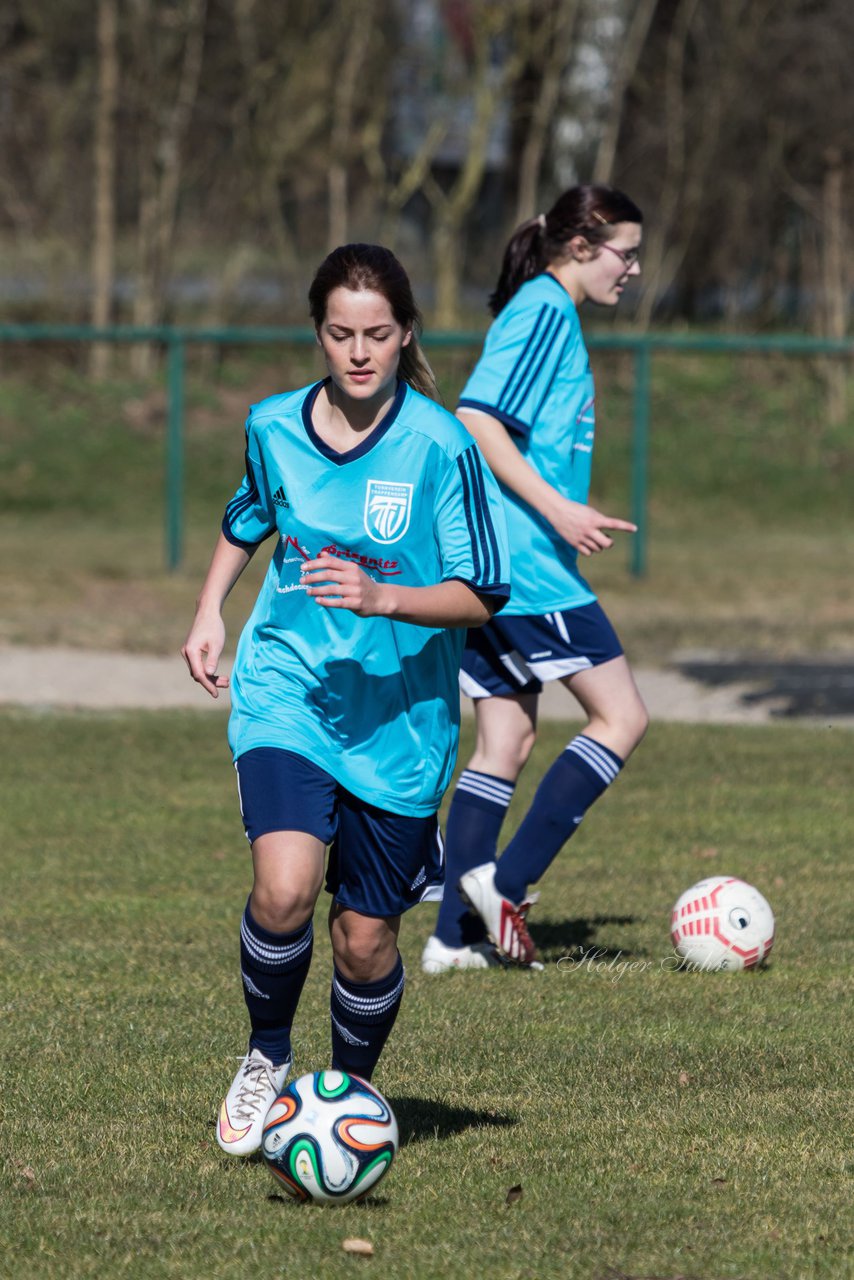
166, 335, 185, 571
630, 343, 651, 578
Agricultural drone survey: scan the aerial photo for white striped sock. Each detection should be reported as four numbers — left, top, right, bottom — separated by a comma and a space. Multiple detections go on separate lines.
565, 735, 621, 785
458, 770, 515, 807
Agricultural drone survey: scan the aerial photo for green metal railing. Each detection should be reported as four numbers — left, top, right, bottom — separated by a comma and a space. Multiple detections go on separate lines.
1, 324, 850, 575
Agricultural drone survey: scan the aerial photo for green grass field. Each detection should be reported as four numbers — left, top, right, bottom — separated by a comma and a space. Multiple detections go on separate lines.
1, 712, 851, 1280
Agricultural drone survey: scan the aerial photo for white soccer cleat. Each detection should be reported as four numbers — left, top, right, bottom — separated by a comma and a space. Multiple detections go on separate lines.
216, 1047, 291, 1156
458, 862, 540, 966
421, 933, 503, 974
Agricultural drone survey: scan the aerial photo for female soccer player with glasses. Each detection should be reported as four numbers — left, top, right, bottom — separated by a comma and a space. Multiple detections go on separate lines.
422, 185, 649, 974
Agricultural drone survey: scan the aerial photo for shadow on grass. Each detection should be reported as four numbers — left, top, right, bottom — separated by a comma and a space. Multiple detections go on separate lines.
267, 1190, 393, 1209
228, 1096, 517, 1180
262, 1097, 517, 1211
531, 914, 643, 963
390, 1094, 518, 1144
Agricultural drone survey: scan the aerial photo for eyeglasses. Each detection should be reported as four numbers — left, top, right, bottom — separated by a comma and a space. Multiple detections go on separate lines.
600, 242, 640, 268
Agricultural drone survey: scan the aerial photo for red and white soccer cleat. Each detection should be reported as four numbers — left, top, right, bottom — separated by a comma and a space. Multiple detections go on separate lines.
458, 862, 539, 966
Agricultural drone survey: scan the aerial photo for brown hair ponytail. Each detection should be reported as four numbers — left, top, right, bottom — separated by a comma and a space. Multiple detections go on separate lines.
489, 185, 643, 316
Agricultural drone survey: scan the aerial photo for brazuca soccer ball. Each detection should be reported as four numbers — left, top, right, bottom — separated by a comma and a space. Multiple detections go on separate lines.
261, 1070, 398, 1205
670, 876, 775, 971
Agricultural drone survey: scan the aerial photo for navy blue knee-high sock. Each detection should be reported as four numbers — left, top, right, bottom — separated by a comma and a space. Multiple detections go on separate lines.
330, 954, 405, 1082
240, 899, 313, 1065
434, 770, 515, 947
495, 735, 623, 905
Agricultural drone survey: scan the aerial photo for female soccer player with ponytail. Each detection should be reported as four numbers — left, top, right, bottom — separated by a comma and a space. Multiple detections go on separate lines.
422, 185, 649, 973
183, 243, 509, 1155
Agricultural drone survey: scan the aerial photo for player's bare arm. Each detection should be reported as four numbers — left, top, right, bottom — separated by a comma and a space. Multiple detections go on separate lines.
182, 533, 254, 697
301, 552, 495, 626
457, 407, 636, 557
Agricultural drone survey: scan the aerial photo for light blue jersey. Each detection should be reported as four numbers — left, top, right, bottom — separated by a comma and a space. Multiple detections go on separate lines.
223, 379, 510, 818
458, 272, 597, 615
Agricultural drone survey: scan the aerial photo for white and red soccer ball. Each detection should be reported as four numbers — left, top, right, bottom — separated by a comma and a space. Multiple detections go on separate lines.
671, 876, 775, 971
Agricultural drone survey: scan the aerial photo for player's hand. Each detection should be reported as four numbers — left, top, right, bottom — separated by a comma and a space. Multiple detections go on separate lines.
301, 553, 385, 617
547, 497, 636, 557
181, 612, 230, 697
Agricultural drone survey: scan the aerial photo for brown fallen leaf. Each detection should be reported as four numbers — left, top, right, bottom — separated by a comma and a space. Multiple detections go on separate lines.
342, 1238, 374, 1256
505, 1183, 523, 1205
678, 1071, 691, 1086
14, 1163, 36, 1191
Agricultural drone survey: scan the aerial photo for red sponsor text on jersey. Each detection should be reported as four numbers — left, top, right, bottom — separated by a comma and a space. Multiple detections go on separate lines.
320, 544, 401, 576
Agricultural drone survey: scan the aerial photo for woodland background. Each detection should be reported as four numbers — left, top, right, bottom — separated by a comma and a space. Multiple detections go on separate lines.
0, 0, 850, 351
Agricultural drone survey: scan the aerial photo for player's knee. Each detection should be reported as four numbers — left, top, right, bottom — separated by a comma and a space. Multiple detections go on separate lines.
627, 696, 650, 750
608, 698, 649, 761
333, 925, 396, 983
250, 884, 317, 934
586, 691, 648, 760
475, 727, 536, 778
514, 726, 537, 771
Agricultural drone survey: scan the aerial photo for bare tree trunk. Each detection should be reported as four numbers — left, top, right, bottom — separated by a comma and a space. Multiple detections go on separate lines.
514, 0, 582, 224
821, 148, 847, 426
132, 122, 160, 373
431, 217, 463, 331
633, 0, 700, 328
427, 10, 524, 327
90, 0, 118, 380
782, 146, 849, 427
635, 0, 778, 326
369, 120, 448, 250
232, 0, 293, 272
592, 0, 660, 186
131, 0, 207, 377
429, 64, 501, 327
156, 0, 206, 282
327, 0, 375, 250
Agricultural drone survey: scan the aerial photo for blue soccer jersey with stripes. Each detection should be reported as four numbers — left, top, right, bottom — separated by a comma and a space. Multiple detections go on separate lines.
222, 378, 510, 817
458, 272, 597, 615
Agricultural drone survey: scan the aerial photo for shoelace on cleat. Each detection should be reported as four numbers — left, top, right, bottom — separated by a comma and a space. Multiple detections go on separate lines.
231, 1059, 276, 1122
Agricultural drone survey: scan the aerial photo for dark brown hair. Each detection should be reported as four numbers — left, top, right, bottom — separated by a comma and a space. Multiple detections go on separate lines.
489, 185, 643, 316
308, 243, 438, 399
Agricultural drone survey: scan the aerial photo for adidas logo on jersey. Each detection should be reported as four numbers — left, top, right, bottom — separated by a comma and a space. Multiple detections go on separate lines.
272, 486, 290, 508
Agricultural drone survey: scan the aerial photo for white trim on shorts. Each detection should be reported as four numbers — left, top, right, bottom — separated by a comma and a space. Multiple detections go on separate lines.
459, 653, 592, 699
528, 654, 593, 682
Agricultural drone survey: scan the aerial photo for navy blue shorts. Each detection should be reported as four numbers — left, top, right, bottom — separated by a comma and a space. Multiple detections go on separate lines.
459, 600, 623, 698
234, 748, 444, 919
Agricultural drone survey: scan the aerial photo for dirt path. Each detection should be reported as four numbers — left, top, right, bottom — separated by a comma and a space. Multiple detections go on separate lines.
2, 644, 851, 726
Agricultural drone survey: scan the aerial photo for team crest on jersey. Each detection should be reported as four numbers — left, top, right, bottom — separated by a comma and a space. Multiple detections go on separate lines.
364, 479, 413, 544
